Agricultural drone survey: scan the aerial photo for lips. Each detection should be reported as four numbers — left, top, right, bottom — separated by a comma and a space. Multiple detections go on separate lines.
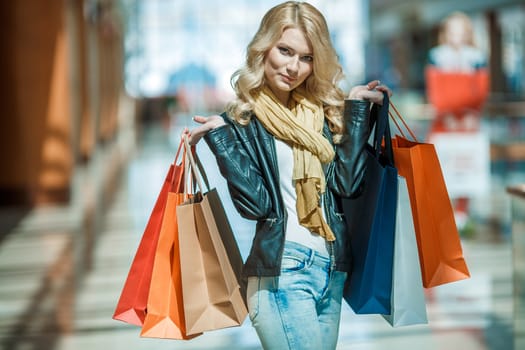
280, 73, 297, 83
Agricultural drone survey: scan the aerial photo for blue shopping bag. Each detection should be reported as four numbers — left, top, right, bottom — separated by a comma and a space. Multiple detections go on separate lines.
343, 93, 398, 315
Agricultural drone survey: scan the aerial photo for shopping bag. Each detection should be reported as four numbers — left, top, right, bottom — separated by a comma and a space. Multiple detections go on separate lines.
176, 136, 248, 335
140, 142, 199, 340
112, 140, 185, 326
343, 93, 398, 315
382, 176, 428, 327
389, 102, 470, 288
425, 66, 489, 115
427, 131, 490, 199
140, 192, 198, 339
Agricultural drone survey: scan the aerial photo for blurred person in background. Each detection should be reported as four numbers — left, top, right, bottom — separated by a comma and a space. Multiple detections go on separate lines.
425, 11, 489, 133
184, 1, 391, 349
425, 11, 490, 233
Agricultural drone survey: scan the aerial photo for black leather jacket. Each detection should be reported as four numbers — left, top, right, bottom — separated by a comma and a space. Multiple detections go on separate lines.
204, 99, 371, 277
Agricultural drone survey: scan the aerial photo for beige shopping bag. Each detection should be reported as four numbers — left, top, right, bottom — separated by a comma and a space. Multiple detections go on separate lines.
176, 136, 248, 336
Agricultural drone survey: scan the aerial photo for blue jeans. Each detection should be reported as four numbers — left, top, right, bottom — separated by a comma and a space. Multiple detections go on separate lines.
247, 241, 347, 350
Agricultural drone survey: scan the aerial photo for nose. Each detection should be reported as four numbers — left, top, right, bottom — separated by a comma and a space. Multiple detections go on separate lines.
286, 56, 299, 76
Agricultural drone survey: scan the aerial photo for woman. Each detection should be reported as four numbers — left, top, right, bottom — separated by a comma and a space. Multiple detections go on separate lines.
425, 11, 489, 231
185, 2, 390, 349
426, 11, 489, 133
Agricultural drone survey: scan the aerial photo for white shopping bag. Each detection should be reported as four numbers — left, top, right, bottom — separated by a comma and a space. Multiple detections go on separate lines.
382, 176, 428, 327
428, 131, 490, 199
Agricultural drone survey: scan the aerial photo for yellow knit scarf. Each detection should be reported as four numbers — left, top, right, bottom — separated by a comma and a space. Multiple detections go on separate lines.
253, 87, 336, 241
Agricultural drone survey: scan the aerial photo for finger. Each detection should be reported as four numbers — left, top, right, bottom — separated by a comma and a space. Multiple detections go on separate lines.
187, 124, 209, 145
366, 79, 381, 90
362, 90, 385, 105
187, 132, 199, 146
375, 85, 393, 97
193, 115, 208, 124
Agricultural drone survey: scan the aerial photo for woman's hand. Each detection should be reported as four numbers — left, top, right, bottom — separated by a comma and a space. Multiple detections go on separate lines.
348, 80, 393, 105
183, 115, 226, 145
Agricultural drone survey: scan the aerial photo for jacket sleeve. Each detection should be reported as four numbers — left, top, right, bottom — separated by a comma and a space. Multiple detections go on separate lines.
204, 118, 272, 220
328, 99, 372, 198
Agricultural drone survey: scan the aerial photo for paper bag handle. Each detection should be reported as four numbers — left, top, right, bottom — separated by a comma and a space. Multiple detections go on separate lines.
170, 138, 186, 191
388, 101, 419, 142
183, 134, 208, 195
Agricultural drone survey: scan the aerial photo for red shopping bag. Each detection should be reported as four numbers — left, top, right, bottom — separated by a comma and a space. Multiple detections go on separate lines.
425, 66, 489, 115
112, 140, 185, 326
389, 103, 470, 288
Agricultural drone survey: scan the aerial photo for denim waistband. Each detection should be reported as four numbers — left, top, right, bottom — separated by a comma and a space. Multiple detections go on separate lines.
283, 241, 332, 269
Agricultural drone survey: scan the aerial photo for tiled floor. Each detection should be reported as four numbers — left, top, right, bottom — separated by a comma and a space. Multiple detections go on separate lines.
0, 118, 521, 350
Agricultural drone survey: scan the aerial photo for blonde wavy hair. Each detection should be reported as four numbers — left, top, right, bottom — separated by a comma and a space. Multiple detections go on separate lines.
226, 1, 346, 143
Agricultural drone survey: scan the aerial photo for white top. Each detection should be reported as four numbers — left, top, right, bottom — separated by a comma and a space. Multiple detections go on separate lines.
428, 44, 486, 72
274, 138, 329, 256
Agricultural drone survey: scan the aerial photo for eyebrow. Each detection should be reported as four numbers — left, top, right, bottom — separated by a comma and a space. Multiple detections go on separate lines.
276, 42, 313, 56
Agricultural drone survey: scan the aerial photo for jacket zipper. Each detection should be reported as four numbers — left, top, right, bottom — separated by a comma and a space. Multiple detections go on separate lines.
322, 191, 337, 271
268, 136, 288, 268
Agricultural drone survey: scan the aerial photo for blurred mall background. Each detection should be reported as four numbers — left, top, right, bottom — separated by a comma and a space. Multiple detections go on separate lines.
0, 0, 524, 349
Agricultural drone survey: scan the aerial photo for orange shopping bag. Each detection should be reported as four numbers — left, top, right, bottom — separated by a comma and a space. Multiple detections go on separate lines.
112, 140, 185, 326
140, 142, 200, 340
389, 103, 470, 288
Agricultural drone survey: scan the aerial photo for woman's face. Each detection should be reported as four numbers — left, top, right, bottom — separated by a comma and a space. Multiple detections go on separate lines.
264, 27, 314, 105
445, 17, 469, 47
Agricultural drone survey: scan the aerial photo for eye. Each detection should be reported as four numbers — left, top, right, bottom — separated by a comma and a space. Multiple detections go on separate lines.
301, 55, 313, 62
278, 46, 292, 55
